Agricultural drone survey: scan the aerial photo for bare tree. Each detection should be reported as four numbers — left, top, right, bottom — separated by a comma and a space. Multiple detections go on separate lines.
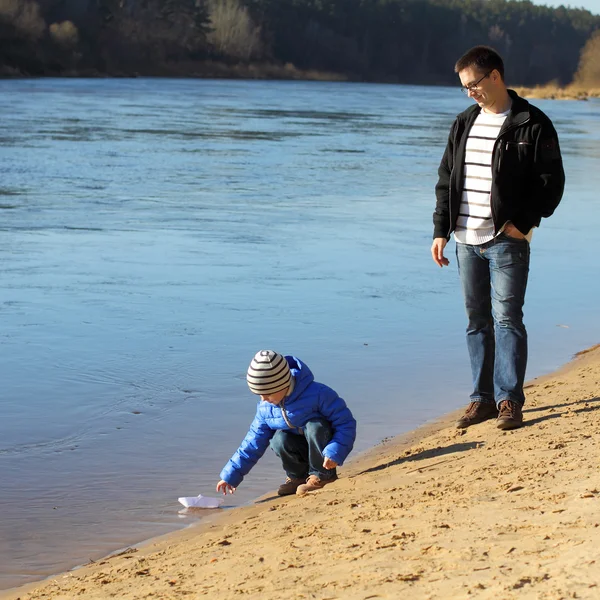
573, 29, 600, 87
0, 0, 46, 39
207, 0, 262, 61
49, 20, 79, 47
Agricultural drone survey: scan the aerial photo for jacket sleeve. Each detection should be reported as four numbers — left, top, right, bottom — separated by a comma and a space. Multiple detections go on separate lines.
512, 119, 565, 234
219, 409, 275, 488
318, 388, 356, 466
433, 121, 456, 240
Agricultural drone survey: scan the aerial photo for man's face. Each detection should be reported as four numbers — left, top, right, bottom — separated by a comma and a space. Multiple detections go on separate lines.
459, 67, 499, 111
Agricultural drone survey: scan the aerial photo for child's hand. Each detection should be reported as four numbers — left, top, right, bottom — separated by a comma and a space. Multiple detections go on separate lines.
216, 480, 236, 495
322, 457, 338, 470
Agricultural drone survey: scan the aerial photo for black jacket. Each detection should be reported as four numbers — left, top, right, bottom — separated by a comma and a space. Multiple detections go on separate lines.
433, 89, 565, 240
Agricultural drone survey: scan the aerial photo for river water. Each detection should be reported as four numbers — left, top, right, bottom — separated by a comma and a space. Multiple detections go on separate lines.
1, 78, 599, 590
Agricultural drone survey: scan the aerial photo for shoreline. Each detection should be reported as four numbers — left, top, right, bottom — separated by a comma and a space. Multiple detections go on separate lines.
2, 344, 599, 599
0, 61, 350, 82
513, 84, 600, 101
0, 402, 460, 597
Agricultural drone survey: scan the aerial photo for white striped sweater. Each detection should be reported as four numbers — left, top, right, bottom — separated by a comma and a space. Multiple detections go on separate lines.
454, 108, 509, 245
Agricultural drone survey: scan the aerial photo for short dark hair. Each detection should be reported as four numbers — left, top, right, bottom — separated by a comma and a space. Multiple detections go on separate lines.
454, 45, 504, 81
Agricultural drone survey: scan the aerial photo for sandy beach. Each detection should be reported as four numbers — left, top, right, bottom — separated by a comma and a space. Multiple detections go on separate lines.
2, 345, 599, 600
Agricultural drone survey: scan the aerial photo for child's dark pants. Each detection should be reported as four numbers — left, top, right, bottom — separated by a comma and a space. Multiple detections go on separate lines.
270, 418, 337, 480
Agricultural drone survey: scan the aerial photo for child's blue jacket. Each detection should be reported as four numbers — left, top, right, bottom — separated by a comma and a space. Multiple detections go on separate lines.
220, 356, 356, 488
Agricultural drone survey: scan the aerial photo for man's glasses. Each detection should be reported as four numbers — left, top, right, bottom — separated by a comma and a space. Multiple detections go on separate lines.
461, 71, 492, 95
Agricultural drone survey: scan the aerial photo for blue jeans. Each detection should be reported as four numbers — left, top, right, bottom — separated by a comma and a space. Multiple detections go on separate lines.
456, 233, 530, 406
270, 418, 336, 480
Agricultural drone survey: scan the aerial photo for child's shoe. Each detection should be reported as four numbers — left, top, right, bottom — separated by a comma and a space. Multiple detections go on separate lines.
296, 474, 338, 496
277, 477, 306, 496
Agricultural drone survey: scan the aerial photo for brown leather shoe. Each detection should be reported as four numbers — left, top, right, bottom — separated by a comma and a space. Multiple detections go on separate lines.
456, 401, 499, 428
496, 400, 524, 430
277, 477, 306, 496
296, 474, 338, 496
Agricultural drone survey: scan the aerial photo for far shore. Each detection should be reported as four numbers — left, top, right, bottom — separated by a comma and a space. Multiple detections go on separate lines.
2, 344, 599, 599
513, 83, 600, 100
4, 65, 600, 102
0, 60, 349, 82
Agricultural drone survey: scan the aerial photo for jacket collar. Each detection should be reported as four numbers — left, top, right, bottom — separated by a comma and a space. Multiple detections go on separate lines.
505, 89, 530, 127
286, 356, 314, 402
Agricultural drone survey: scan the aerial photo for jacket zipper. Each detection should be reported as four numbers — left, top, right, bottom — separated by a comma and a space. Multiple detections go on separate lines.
447, 186, 453, 238
447, 119, 472, 238
491, 117, 530, 230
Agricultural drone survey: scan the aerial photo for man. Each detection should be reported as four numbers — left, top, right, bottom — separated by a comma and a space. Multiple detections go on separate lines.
432, 46, 565, 430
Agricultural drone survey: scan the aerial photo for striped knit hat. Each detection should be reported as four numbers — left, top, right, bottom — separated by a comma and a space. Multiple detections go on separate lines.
247, 350, 292, 396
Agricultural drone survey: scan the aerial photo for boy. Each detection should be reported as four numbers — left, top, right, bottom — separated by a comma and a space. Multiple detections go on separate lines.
216, 350, 356, 497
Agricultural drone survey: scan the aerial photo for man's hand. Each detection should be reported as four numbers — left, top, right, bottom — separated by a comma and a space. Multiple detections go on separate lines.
216, 480, 236, 495
503, 222, 527, 240
322, 457, 338, 470
431, 238, 449, 267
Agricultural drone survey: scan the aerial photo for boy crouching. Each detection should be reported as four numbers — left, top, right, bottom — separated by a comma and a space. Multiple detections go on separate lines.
216, 350, 356, 497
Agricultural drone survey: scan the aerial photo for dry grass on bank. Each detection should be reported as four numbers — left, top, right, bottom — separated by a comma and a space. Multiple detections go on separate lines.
127, 60, 348, 81
0, 60, 348, 81
513, 83, 600, 100
192, 60, 348, 81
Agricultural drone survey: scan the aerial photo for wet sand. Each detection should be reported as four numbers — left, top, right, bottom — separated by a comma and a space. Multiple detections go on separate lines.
2, 345, 599, 600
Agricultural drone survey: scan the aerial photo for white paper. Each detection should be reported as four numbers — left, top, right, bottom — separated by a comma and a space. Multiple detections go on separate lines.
178, 494, 224, 509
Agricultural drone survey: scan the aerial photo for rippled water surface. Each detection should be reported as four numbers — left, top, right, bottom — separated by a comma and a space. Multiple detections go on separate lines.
1, 79, 599, 590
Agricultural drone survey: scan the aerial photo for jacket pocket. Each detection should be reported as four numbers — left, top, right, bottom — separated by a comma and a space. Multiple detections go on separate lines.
505, 140, 533, 156
502, 141, 533, 173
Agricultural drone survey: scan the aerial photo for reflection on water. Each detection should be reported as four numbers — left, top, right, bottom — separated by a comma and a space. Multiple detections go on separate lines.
0, 79, 599, 590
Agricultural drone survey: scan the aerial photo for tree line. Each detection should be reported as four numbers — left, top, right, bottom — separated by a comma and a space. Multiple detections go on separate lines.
1, 0, 599, 86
